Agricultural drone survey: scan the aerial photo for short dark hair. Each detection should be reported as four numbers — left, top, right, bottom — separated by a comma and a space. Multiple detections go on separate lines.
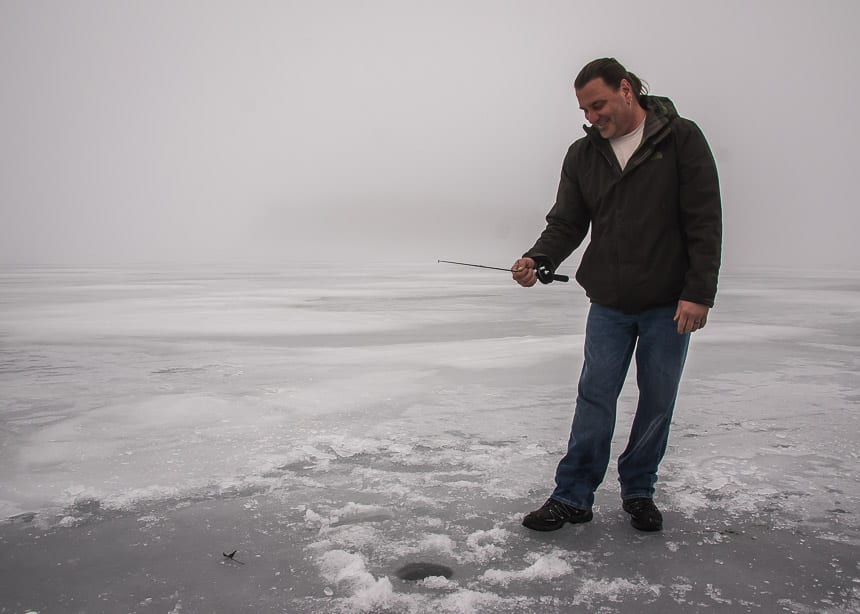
574, 58, 648, 104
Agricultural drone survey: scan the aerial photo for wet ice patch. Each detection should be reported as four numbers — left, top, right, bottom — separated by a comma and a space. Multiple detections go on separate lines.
573, 576, 662, 607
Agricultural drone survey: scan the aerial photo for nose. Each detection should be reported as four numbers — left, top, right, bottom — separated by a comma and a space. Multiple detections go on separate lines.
585, 109, 598, 125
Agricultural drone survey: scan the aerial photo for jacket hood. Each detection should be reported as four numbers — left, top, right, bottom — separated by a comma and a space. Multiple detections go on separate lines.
641, 95, 677, 143
644, 95, 678, 121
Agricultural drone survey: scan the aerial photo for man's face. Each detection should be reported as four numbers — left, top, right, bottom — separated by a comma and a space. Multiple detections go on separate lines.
575, 77, 636, 139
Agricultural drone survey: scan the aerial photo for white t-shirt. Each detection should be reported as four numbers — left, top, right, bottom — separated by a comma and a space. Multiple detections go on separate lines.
609, 117, 645, 170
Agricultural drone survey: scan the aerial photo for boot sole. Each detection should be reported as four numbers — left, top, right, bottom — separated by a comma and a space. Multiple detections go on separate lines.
522, 511, 593, 532
629, 518, 663, 532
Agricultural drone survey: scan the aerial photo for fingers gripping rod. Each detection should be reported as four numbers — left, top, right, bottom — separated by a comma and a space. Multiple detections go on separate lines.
437, 260, 569, 283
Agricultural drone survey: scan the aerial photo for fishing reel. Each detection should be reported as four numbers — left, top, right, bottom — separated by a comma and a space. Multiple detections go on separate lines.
536, 264, 567, 284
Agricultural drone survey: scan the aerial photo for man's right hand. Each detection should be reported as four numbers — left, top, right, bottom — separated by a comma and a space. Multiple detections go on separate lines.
512, 257, 537, 287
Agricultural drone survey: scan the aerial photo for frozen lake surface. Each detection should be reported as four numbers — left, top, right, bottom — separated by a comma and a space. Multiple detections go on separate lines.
1, 263, 858, 612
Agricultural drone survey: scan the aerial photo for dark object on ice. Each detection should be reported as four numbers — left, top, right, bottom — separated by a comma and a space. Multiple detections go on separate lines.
623, 497, 663, 532
222, 549, 245, 564
522, 498, 593, 531
395, 562, 453, 581
438, 259, 569, 283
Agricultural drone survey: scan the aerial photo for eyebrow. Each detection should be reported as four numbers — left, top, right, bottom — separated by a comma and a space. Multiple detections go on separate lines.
579, 99, 606, 111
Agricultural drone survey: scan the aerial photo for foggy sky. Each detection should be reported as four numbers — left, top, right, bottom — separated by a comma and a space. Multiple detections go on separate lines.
1, 0, 857, 268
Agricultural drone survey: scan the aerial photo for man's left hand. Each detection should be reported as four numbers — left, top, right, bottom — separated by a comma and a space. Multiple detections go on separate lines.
673, 300, 710, 334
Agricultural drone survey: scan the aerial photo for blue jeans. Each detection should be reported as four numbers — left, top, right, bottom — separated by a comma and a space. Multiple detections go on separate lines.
551, 303, 690, 509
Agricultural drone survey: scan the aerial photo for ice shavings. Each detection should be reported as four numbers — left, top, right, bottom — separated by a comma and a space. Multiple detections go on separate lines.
435, 589, 509, 614
136, 514, 161, 527
57, 515, 80, 528
304, 502, 395, 530
417, 575, 457, 590
304, 507, 326, 528
323, 436, 396, 459
329, 502, 394, 524
325, 524, 385, 552
669, 579, 694, 604
705, 583, 733, 605
317, 550, 400, 613
462, 527, 510, 563
417, 534, 456, 556
480, 550, 572, 586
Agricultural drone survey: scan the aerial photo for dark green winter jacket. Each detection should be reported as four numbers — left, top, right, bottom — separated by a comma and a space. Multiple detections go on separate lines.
524, 96, 722, 314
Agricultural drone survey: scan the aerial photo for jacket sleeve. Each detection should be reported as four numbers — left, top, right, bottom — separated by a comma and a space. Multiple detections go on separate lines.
523, 145, 591, 270
676, 121, 722, 307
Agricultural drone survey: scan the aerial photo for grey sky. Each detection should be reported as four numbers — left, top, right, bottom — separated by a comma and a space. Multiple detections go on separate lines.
1, 0, 857, 268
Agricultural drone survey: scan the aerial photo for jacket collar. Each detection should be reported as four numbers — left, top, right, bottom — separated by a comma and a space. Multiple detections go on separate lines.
583, 95, 678, 144
581, 96, 679, 174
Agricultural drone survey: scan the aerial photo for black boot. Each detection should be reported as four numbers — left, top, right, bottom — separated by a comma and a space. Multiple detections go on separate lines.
622, 497, 663, 532
522, 498, 593, 531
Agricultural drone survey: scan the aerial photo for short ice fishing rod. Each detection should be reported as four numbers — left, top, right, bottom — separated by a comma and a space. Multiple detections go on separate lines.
438, 260, 569, 284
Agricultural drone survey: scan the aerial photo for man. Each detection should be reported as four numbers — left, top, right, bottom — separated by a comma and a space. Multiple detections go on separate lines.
512, 58, 721, 532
